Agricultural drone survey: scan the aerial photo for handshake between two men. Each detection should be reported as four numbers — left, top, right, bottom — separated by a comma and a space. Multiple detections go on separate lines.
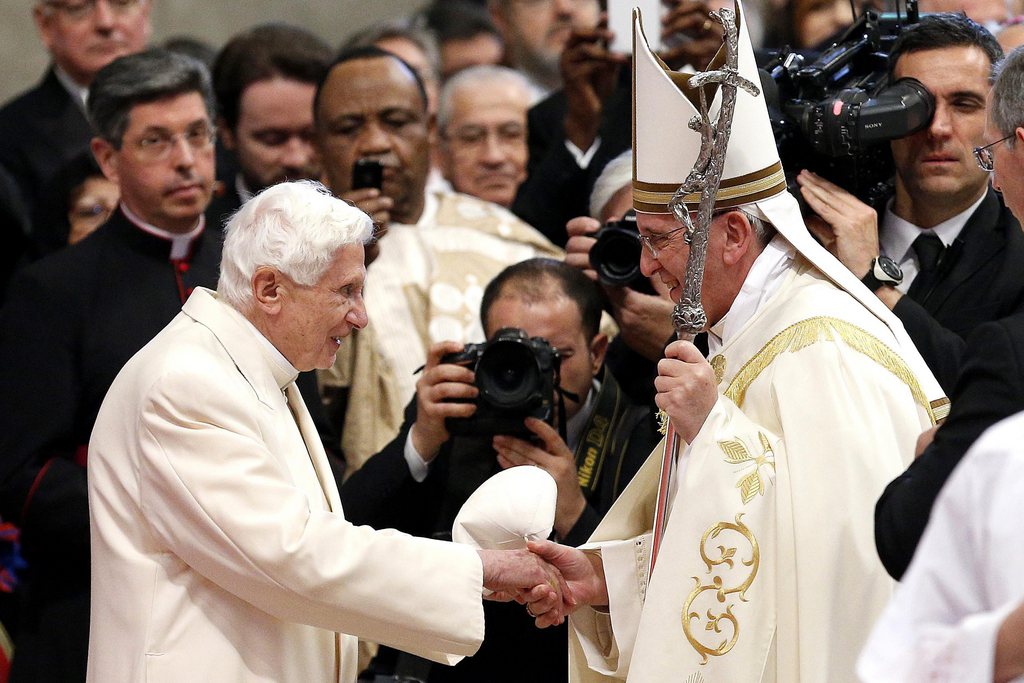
478, 541, 609, 629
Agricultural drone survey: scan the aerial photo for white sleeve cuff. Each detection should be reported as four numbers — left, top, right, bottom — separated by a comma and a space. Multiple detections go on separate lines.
403, 430, 431, 482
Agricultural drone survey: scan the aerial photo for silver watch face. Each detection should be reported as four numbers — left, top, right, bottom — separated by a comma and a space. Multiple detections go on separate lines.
876, 256, 903, 282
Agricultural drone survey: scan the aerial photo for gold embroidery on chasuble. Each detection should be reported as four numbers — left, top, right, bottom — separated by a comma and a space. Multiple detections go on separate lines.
682, 514, 760, 664
723, 316, 936, 423
710, 354, 726, 385
718, 433, 776, 505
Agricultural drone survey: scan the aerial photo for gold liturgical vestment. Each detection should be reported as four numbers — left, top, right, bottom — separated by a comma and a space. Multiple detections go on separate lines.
570, 259, 939, 682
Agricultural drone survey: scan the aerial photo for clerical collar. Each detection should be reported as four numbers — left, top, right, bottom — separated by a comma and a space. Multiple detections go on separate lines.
708, 234, 795, 357
119, 202, 205, 260
565, 378, 600, 452
53, 64, 88, 112
234, 307, 299, 389
881, 191, 985, 263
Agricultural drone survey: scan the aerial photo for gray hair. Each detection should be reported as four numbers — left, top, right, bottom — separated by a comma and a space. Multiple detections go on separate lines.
87, 48, 215, 148
992, 46, 1024, 145
437, 64, 533, 133
589, 150, 633, 220
217, 180, 373, 312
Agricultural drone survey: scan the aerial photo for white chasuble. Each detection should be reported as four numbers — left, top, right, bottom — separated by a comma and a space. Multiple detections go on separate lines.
570, 261, 937, 682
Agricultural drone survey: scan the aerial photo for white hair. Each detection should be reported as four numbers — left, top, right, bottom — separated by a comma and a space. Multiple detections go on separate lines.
217, 180, 373, 311
589, 150, 633, 219
437, 64, 534, 133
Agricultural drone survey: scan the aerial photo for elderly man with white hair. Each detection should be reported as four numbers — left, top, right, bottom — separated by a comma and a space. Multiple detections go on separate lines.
85, 180, 567, 683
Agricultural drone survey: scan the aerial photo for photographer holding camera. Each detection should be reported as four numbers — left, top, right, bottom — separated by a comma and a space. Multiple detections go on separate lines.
342, 257, 658, 682
795, 12, 1024, 392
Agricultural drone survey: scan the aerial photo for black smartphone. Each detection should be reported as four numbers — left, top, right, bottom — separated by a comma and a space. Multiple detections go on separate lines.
352, 158, 384, 190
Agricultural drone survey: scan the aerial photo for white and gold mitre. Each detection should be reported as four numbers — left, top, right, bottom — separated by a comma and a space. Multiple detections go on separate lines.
631, 0, 785, 215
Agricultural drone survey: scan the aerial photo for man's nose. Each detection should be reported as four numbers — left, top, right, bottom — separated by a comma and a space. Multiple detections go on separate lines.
281, 137, 315, 171
348, 299, 369, 330
927, 102, 953, 139
639, 247, 657, 278
91, 0, 116, 30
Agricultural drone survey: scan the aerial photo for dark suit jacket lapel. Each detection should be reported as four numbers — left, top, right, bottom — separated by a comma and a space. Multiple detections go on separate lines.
920, 189, 1004, 314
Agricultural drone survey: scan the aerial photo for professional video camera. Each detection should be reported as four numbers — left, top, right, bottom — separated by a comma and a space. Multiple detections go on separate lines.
441, 327, 561, 438
762, 0, 935, 207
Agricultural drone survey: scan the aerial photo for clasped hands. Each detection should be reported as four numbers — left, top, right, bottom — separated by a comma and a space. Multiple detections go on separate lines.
479, 541, 609, 629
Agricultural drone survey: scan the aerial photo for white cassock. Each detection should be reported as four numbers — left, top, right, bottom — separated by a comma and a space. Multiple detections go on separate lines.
87, 288, 486, 683
858, 411, 1024, 683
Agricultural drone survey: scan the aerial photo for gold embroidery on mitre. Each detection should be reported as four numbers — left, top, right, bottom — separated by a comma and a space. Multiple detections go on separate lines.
723, 316, 935, 423
710, 354, 727, 385
719, 432, 776, 504
682, 514, 760, 664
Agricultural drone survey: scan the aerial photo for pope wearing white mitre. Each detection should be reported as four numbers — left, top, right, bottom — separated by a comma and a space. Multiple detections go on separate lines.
526, 3, 951, 682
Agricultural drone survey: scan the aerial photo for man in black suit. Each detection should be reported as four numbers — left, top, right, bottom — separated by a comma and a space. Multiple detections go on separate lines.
210, 23, 333, 214
796, 13, 1024, 392
874, 44, 1024, 580
345, 258, 659, 682
0, 49, 219, 683
0, 0, 151, 224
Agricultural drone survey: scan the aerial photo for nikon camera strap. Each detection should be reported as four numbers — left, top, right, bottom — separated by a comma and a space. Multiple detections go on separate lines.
574, 367, 647, 497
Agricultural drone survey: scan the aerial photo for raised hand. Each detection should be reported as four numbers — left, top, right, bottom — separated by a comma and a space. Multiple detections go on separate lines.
409, 341, 479, 462
493, 417, 588, 539
655, 339, 718, 443
796, 169, 880, 279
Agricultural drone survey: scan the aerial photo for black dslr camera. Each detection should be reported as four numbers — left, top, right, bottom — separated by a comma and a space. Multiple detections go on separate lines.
589, 210, 645, 288
762, 0, 934, 206
589, 211, 656, 294
441, 328, 560, 438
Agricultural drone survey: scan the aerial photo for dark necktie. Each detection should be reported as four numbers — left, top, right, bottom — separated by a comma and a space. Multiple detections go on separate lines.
908, 233, 946, 300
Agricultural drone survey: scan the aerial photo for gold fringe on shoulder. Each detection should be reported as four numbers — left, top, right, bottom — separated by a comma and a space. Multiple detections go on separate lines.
723, 316, 935, 424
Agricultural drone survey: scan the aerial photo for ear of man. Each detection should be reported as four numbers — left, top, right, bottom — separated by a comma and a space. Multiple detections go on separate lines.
719, 210, 758, 267
251, 266, 286, 315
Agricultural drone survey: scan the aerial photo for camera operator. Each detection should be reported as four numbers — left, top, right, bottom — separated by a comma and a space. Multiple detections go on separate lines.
342, 257, 659, 683
795, 12, 1024, 392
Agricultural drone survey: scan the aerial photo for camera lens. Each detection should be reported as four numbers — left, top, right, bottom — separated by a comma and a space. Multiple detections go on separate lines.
590, 225, 642, 287
476, 340, 542, 410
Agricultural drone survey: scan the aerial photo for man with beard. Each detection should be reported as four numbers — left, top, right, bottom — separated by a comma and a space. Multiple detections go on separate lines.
487, 0, 599, 99
0, 49, 220, 683
211, 23, 333, 213
797, 14, 1024, 392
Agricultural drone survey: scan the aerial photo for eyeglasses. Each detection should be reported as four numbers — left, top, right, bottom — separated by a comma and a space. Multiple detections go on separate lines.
127, 124, 216, 163
974, 133, 1014, 172
638, 224, 689, 259
44, 0, 145, 21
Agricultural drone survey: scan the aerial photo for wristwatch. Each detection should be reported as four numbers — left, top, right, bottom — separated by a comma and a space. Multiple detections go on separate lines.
861, 255, 904, 292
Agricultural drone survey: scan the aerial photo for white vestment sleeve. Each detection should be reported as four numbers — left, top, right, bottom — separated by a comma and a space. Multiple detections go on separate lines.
572, 536, 650, 678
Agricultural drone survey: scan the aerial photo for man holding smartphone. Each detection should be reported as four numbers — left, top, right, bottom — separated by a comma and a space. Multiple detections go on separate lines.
314, 47, 562, 472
